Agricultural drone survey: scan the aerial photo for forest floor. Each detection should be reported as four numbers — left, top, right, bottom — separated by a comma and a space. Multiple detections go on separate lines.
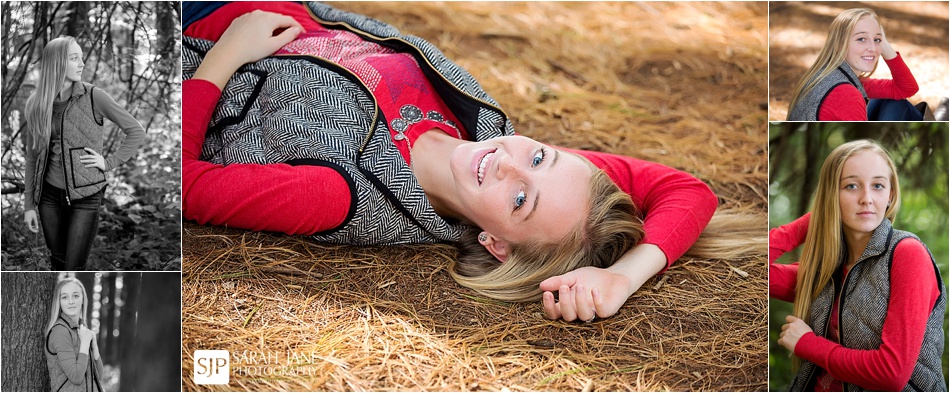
182, 2, 769, 391
769, 1, 949, 120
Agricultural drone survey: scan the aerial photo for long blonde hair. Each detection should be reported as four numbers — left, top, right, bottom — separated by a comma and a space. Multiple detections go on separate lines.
787, 8, 880, 118
25, 36, 78, 150
450, 157, 766, 302
45, 277, 89, 336
791, 139, 900, 369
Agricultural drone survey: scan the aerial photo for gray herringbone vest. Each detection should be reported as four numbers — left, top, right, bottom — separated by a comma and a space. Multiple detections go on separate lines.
182, 2, 515, 245
787, 63, 867, 121
790, 219, 947, 392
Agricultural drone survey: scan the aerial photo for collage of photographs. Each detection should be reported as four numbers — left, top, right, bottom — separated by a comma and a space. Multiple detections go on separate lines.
0, 1, 947, 392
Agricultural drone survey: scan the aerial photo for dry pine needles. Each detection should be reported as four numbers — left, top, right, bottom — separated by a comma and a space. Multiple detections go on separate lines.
182, 2, 768, 391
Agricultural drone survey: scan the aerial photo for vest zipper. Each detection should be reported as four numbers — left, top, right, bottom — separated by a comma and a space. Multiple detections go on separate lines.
304, 6, 510, 123
802, 282, 835, 390
60, 96, 75, 206
834, 243, 880, 392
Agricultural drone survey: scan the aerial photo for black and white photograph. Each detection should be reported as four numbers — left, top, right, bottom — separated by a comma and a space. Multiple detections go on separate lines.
1, 272, 181, 392
1, 1, 181, 271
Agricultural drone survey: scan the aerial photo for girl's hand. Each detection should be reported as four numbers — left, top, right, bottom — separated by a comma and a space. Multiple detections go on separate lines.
879, 26, 897, 60
80, 148, 105, 171
193, 10, 303, 90
90, 333, 101, 359
24, 210, 39, 233
78, 325, 94, 344
540, 266, 632, 322
778, 315, 814, 354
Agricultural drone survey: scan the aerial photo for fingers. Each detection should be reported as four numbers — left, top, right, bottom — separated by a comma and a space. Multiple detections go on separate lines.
591, 288, 605, 318
541, 291, 561, 320
785, 315, 797, 323
256, 10, 303, 31
558, 285, 578, 321
574, 284, 595, 322
539, 274, 569, 292
272, 22, 303, 44
542, 283, 599, 323
25, 211, 39, 233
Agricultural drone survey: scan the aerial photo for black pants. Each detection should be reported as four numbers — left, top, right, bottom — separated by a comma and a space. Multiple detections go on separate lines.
38, 183, 104, 271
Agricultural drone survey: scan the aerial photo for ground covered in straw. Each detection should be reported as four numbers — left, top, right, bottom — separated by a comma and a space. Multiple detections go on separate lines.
182, 2, 768, 391
769, 1, 949, 120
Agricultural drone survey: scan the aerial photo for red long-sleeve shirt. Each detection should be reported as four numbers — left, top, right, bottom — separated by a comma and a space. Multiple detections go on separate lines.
769, 214, 939, 391
183, 79, 716, 270
182, 2, 718, 270
818, 54, 919, 121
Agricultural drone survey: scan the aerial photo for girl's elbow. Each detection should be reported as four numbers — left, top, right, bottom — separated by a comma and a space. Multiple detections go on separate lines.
64, 368, 86, 384
869, 363, 914, 391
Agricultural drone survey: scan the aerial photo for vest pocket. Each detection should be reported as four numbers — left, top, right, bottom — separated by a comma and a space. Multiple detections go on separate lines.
68, 147, 106, 188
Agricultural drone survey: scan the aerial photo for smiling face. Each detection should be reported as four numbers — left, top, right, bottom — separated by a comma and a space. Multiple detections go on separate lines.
449, 135, 592, 248
63, 41, 84, 84
845, 16, 881, 73
838, 150, 893, 238
59, 281, 84, 320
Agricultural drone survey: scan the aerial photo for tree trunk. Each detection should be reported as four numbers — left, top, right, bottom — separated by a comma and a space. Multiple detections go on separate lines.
65, 1, 90, 40
117, 273, 141, 392
101, 273, 118, 365
1, 272, 57, 392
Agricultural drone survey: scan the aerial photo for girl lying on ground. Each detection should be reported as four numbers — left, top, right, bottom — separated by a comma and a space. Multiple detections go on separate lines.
182, 2, 763, 322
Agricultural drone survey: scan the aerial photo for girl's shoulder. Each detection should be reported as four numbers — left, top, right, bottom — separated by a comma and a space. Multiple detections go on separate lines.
890, 233, 933, 268
46, 323, 75, 354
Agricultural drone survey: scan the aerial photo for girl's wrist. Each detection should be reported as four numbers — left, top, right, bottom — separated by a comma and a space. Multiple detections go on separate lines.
607, 243, 667, 297
193, 47, 245, 90
882, 48, 897, 61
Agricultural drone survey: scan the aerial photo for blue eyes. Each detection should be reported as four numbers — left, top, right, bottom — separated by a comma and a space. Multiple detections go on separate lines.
513, 148, 546, 211
532, 149, 545, 167
514, 191, 527, 210
844, 183, 886, 190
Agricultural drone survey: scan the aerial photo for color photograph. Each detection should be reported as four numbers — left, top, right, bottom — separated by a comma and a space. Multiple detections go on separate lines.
768, 123, 949, 391
181, 2, 768, 391
769, 2, 948, 121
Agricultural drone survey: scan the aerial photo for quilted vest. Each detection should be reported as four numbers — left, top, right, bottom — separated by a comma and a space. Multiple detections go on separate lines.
181, 2, 515, 245
790, 219, 947, 392
787, 63, 868, 121
45, 315, 102, 392
28, 82, 106, 207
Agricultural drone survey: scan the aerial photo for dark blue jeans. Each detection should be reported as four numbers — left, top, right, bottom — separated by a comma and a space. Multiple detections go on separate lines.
867, 99, 924, 121
38, 183, 104, 271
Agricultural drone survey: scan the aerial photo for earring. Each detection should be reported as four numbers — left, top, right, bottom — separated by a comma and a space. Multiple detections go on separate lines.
478, 233, 488, 242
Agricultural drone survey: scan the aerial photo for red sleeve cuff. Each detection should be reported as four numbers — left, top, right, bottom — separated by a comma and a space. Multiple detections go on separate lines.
794, 331, 835, 366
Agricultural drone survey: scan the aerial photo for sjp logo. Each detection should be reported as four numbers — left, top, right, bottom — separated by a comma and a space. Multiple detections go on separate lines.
194, 350, 230, 384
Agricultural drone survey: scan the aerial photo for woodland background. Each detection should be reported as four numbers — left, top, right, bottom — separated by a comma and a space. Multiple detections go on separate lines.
0, 1, 181, 271
768, 123, 950, 390
1, 271, 181, 392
